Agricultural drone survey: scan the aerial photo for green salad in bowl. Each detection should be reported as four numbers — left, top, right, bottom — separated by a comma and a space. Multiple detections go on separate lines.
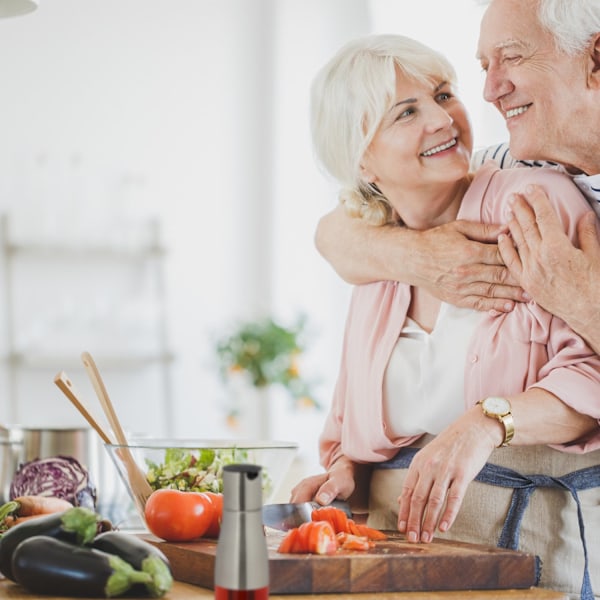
145, 447, 268, 494
104, 439, 298, 524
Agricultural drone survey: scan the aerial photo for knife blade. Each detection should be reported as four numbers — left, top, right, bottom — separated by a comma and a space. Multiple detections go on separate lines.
262, 500, 352, 531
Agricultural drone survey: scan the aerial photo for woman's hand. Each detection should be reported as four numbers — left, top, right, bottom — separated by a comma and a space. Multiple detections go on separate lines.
290, 457, 356, 506
398, 388, 599, 543
397, 406, 500, 543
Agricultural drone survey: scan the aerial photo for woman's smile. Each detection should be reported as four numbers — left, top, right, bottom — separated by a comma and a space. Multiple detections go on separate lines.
421, 137, 458, 157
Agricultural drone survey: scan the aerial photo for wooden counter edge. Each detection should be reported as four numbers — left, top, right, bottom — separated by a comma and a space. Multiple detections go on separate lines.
0, 578, 571, 600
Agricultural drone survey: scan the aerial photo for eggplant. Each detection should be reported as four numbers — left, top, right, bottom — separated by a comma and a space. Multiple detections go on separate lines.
12, 536, 153, 598
92, 531, 173, 597
0, 506, 101, 580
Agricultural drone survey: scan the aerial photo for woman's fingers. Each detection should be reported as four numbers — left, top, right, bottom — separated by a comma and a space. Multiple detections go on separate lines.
290, 473, 328, 503
290, 465, 356, 507
398, 462, 441, 543
418, 479, 450, 543
397, 470, 417, 535
437, 476, 469, 534
397, 408, 495, 543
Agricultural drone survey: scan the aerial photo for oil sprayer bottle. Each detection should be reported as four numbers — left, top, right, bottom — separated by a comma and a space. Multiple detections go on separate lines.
214, 464, 269, 600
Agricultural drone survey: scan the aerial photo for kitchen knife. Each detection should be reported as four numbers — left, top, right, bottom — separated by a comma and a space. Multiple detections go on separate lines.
262, 500, 352, 531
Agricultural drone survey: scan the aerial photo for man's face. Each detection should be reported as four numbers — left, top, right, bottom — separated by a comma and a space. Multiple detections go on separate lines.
477, 0, 591, 171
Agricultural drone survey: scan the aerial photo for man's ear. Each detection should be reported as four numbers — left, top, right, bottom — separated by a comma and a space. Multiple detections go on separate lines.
588, 32, 600, 87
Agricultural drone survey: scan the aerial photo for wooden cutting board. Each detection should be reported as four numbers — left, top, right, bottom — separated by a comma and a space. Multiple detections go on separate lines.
141, 531, 538, 594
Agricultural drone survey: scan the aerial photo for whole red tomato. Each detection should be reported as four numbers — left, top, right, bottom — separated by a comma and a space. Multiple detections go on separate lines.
144, 489, 215, 542
203, 492, 223, 538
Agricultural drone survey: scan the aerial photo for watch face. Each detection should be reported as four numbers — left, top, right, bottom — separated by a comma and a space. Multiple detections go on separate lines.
483, 396, 510, 415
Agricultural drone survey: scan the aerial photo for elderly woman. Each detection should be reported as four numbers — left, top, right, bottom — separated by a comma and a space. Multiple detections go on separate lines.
291, 34, 600, 599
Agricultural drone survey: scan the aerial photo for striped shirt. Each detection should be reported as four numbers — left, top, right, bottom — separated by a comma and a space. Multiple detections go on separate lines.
473, 142, 600, 217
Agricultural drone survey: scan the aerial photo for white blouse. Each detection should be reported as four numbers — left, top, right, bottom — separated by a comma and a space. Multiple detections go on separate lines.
382, 303, 483, 438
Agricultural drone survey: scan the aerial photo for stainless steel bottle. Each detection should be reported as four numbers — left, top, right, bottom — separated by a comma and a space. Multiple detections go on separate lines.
214, 464, 269, 599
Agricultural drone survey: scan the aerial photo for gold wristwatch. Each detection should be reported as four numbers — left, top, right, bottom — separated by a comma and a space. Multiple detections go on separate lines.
478, 396, 514, 447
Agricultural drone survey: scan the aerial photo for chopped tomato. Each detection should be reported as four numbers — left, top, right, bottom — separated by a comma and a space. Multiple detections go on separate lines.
337, 532, 374, 551
311, 506, 349, 534
347, 520, 362, 536
278, 521, 338, 555
336, 531, 351, 545
354, 523, 388, 541
311, 505, 387, 541
278, 527, 300, 554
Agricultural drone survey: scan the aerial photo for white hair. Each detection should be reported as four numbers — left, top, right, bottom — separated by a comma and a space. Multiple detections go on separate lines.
310, 34, 457, 225
479, 0, 600, 55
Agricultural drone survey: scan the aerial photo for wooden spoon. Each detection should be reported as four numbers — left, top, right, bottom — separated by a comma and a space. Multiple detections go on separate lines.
81, 351, 153, 514
54, 371, 114, 445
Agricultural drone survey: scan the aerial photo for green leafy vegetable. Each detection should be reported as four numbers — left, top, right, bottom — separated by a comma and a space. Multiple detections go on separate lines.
144, 448, 272, 497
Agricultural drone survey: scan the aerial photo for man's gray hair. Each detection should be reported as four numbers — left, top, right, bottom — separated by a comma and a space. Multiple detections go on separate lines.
478, 0, 600, 55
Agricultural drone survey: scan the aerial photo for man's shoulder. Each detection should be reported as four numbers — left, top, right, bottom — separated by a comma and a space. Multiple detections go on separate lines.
471, 143, 519, 169
483, 160, 590, 222
486, 160, 579, 196
471, 142, 564, 172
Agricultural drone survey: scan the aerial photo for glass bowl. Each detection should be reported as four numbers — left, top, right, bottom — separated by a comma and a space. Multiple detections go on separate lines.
104, 438, 298, 526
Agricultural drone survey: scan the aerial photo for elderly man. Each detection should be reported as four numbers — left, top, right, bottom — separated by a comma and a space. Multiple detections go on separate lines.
316, 0, 600, 356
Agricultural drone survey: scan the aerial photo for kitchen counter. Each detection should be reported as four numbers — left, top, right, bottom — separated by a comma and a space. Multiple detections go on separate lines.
0, 578, 570, 599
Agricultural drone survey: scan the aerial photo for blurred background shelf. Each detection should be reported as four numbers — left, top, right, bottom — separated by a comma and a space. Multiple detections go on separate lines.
0, 213, 174, 434
4, 351, 174, 370
4, 243, 167, 259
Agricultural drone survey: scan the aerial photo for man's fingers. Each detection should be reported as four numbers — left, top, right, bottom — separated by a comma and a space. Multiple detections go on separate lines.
448, 224, 507, 267
453, 219, 507, 244
457, 261, 519, 287
507, 194, 537, 251
577, 211, 600, 254
520, 184, 562, 237
498, 232, 523, 280
447, 265, 524, 310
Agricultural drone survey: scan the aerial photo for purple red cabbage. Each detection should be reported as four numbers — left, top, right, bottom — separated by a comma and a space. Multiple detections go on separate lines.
9, 455, 97, 509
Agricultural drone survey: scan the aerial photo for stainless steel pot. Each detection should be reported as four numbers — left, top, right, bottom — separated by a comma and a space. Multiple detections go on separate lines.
0, 426, 97, 504
0, 437, 22, 504
12, 426, 96, 464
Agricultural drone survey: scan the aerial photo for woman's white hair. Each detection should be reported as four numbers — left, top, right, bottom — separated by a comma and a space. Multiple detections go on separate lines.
310, 34, 457, 226
478, 0, 600, 55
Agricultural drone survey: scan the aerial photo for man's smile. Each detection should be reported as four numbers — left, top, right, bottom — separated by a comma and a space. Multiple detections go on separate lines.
505, 104, 531, 119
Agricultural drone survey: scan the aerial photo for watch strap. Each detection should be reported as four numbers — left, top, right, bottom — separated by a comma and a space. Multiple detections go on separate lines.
498, 412, 515, 447
478, 397, 514, 447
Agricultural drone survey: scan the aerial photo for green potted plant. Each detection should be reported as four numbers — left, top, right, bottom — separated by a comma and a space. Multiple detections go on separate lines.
215, 315, 319, 435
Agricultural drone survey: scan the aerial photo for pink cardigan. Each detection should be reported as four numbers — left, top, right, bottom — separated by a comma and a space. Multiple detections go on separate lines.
320, 162, 600, 469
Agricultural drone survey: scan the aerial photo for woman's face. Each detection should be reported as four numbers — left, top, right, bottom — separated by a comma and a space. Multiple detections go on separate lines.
360, 69, 473, 229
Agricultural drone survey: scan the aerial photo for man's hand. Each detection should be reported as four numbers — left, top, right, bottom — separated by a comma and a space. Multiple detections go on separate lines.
315, 205, 524, 312
498, 185, 600, 353
410, 220, 523, 312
